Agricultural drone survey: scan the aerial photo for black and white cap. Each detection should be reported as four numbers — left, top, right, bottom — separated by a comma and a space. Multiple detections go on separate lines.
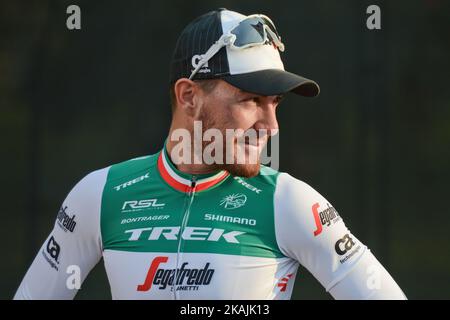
169, 8, 320, 97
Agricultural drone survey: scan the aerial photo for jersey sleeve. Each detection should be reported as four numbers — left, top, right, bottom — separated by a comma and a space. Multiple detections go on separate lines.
14, 167, 110, 300
274, 173, 406, 299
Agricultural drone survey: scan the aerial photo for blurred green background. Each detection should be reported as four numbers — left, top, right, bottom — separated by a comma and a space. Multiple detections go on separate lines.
1, 0, 449, 299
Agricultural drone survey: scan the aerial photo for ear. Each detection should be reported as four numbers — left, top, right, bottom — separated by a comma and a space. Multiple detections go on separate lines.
174, 78, 202, 118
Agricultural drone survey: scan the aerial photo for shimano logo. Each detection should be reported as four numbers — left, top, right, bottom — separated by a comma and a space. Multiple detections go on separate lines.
122, 199, 165, 212
114, 173, 150, 191
125, 226, 245, 244
204, 213, 256, 226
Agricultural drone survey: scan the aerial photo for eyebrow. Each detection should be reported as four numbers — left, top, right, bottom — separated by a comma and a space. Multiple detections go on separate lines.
235, 90, 261, 98
234, 89, 283, 101
235, 88, 252, 96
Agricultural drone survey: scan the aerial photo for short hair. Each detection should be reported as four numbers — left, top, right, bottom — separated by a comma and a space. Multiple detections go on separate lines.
169, 79, 220, 114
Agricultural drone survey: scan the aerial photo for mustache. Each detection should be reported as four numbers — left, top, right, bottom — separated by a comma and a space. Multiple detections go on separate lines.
197, 119, 277, 148
234, 129, 275, 147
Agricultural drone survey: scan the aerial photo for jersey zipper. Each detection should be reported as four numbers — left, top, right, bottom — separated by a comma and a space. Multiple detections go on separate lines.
172, 176, 197, 299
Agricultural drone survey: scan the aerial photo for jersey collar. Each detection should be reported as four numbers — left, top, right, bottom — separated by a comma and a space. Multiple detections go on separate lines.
157, 144, 229, 193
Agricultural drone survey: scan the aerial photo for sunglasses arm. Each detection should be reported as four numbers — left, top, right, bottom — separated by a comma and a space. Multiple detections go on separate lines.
265, 26, 285, 52
189, 34, 235, 80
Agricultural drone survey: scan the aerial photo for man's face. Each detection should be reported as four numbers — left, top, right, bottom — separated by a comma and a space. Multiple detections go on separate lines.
195, 80, 281, 178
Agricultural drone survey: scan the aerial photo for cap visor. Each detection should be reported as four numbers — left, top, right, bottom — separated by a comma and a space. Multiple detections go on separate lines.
222, 69, 320, 97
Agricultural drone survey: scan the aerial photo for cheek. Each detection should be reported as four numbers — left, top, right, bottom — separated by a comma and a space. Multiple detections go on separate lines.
205, 101, 238, 129
228, 105, 257, 130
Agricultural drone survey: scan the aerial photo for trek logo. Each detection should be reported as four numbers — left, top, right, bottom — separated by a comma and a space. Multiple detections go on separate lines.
191, 54, 211, 74
42, 236, 60, 271
114, 172, 150, 191
335, 234, 355, 255
220, 193, 247, 210
233, 176, 262, 194
125, 226, 245, 244
312, 202, 341, 236
137, 256, 214, 291
56, 206, 76, 233
121, 199, 165, 213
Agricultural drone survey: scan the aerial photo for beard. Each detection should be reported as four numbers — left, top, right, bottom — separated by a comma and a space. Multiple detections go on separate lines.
196, 109, 263, 178
222, 161, 261, 178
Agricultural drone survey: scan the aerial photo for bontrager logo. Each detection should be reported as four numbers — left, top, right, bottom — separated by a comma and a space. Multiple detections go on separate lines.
122, 199, 165, 213
125, 226, 245, 244
121, 215, 170, 225
137, 256, 214, 291
220, 193, 247, 209
114, 173, 150, 191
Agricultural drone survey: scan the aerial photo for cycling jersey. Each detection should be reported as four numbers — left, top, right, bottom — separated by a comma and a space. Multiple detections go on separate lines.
14, 145, 406, 300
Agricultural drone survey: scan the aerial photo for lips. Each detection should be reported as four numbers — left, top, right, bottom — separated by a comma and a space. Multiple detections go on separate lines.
232, 130, 271, 152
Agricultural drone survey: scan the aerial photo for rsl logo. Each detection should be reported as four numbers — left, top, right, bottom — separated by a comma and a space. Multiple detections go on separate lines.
121, 199, 165, 213
220, 193, 247, 210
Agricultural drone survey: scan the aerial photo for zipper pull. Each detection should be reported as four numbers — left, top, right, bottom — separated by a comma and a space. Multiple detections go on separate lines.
190, 176, 197, 193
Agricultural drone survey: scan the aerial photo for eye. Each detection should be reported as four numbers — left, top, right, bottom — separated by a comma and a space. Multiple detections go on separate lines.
240, 96, 259, 104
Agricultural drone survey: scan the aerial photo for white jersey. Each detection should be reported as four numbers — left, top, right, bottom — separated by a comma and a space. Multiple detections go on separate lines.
15, 147, 406, 299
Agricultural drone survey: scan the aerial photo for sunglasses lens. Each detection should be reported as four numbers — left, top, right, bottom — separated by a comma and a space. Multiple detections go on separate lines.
230, 17, 267, 47
230, 16, 282, 49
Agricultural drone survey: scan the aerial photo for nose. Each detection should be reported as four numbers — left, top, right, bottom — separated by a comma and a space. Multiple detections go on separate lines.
253, 96, 279, 137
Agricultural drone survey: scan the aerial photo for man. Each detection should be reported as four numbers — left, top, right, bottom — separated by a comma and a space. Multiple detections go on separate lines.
15, 8, 406, 300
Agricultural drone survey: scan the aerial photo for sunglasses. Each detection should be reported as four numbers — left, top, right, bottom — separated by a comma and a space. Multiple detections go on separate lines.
189, 14, 285, 80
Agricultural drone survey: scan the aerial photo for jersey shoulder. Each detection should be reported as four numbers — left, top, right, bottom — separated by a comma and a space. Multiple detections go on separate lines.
273, 171, 336, 238
74, 152, 159, 191
243, 164, 281, 190
104, 152, 159, 185
250, 165, 316, 195
275, 172, 324, 201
